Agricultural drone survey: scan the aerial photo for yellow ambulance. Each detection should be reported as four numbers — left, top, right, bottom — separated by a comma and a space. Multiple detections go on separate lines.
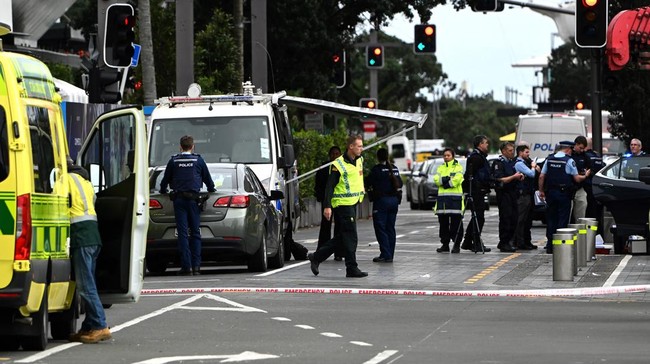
0, 51, 149, 350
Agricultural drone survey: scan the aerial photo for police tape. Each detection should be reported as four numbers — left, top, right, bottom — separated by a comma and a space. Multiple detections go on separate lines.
141, 285, 650, 298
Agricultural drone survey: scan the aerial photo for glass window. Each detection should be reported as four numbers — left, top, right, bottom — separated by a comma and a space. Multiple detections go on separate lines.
392, 144, 406, 158
603, 156, 650, 180
27, 106, 55, 193
149, 116, 272, 167
0, 106, 8, 182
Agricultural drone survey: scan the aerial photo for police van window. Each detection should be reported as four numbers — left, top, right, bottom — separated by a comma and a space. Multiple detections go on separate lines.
149, 116, 272, 167
0, 105, 8, 182
392, 144, 406, 158
27, 106, 55, 193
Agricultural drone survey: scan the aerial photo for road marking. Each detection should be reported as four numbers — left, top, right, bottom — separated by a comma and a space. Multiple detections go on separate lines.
603, 255, 632, 287
295, 324, 315, 329
464, 253, 521, 284
321, 332, 343, 338
131, 351, 279, 364
350, 341, 373, 346
363, 350, 399, 364
255, 261, 309, 276
271, 317, 291, 321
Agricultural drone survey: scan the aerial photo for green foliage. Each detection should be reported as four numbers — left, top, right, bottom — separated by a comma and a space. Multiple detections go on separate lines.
547, 43, 591, 104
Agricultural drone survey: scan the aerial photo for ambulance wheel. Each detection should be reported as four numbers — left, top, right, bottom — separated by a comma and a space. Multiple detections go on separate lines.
248, 228, 268, 272
50, 293, 78, 340
146, 258, 168, 275
21, 292, 48, 351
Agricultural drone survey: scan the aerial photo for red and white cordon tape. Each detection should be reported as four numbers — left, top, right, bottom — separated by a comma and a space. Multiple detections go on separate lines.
141, 285, 650, 298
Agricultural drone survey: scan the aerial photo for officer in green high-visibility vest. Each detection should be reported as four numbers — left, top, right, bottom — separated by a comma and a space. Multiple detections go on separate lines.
308, 135, 368, 278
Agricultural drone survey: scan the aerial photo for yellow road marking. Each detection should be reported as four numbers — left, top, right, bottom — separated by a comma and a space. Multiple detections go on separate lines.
464, 253, 521, 284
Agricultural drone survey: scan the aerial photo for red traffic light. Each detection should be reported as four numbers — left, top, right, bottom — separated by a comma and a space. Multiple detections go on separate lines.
359, 98, 378, 109
424, 26, 434, 36
366, 45, 384, 68
373, 47, 382, 56
576, 101, 585, 110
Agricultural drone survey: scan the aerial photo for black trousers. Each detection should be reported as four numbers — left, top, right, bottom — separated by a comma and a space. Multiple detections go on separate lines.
317, 206, 343, 257
496, 190, 518, 247
464, 192, 486, 246
438, 214, 463, 245
313, 204, 359, 271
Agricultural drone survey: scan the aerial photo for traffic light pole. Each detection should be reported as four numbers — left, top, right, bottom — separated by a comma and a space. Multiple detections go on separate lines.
369, 29, 378, 100
496, 0, 573, 15
591, 49, 603, 155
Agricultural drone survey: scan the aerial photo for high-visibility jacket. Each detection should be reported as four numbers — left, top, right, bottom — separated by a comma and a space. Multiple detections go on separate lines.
433, 159, 464, 215
68, 173, 98, 224
331, 155, 365, 208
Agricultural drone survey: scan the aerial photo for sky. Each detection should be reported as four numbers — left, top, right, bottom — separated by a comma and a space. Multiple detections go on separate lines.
382, 1, 566, 107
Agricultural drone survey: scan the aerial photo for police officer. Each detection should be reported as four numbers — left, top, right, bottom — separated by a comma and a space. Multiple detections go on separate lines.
571, 136, 590, 222
308, 135, 368, 278
514, 144, 539, 250
366, 147, 402, 262
160, 135, 216, 275
461, 135, 492, 253
433, 148, 465, 253
584, 138, 605, 225
492, 142, 524, 252
538, 141, 590, 254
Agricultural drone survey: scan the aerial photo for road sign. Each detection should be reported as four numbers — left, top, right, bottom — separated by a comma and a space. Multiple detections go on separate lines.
131, 44, 141, 67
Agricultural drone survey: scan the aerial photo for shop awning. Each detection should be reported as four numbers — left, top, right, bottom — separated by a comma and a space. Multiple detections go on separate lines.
499, 132, 516, 142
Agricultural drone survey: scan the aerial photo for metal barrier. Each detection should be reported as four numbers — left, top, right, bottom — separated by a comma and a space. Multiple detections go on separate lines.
557, 227, 578, 276
578, 217, 598, 261
568, 223, 587, 268
552, 232, 575, 281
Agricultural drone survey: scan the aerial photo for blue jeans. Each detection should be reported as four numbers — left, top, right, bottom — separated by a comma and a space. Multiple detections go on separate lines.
173, 197, 201, 270
71, 245, 107, 331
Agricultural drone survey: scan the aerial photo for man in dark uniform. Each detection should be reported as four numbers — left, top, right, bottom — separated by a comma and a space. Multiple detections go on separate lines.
571, 136, 590, 222
584, 138, 605, 228
308, 135, 368, 278
366, 148, 403, 262
538, 141, 590, 254
461, 135, 492, 253
514, 144, 540, 250
314, 146, 343, 260
492, 142, 524, 252
160, 135, 216, 275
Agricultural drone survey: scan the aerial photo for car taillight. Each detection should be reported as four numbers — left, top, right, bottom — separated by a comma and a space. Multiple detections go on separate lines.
214, 196, 231, 207
230, 195, 249, 208
149, 199, 163, 209
212, 195, 249, 208
407, 159, 412, 171
15, 194, 31, 261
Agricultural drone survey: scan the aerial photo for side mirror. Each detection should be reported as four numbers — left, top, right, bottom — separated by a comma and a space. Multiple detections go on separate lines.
639, 167, 650, 184
269, 190, 285, 200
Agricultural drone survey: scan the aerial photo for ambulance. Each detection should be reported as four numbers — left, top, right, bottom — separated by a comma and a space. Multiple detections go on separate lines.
0, 51, 149, 350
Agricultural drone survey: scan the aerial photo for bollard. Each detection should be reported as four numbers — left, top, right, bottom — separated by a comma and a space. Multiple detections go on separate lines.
552, 232, 574, 281
579, 218, 598, 261
568, 223, 587, 268
558, 227, 578, 276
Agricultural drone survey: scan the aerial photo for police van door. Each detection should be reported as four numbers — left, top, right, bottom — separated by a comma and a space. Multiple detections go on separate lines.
76, 106, 149, 304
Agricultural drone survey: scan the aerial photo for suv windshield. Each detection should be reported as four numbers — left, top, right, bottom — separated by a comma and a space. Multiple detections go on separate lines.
149, 116, 271, 167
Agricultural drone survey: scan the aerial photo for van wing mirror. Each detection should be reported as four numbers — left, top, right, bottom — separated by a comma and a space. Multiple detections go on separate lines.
277, 144, 295, 168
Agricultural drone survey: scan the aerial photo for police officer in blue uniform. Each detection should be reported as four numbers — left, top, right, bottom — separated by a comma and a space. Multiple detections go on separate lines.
538, 141, 590, 254
492, 142, 524, 252
160, 135, 216, 275
461, 135, 492, 253
366, 148, 402, 262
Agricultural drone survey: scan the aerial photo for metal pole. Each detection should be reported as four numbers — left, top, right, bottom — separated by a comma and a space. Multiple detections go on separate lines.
251, 0, 268, 92
176, 0, 194, 95
591, 49, 603, 155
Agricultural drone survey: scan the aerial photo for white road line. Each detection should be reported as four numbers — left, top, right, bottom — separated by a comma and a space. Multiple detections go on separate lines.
603, 255, 633, 287
132, 352, 279, 364
410, 230, 420, 234
363, 350, 399, 364
350, 341, 373, 346
271, 317, 291, 321
256, 261, 309, 276
295, 324, 315, 330
321, 332, 343, 338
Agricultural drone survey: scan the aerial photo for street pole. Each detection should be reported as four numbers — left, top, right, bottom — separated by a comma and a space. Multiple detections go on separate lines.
591, 49, 603, 155
175, 0, 193, 95
251, 0, 268, 92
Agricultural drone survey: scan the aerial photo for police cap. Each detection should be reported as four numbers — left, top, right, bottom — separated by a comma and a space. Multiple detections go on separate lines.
557, 140, 575, 148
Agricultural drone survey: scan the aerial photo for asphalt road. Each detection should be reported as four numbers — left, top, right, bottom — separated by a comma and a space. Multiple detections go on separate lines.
6, 203, 650, 364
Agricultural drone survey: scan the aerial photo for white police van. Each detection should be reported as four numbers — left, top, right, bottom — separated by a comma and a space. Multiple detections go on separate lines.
515, 110, 587, 160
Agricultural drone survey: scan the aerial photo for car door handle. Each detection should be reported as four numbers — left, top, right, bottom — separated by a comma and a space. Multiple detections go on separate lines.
598, 183, 614, 188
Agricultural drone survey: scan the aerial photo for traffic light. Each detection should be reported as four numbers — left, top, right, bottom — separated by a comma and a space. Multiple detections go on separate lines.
88, 67, 122, 103
104, 3, 136, 68
414, 24, 436, 54
470, 0, 502, 12
359, 98, 378, 109
575, 0, 608, 48
366, 45, 384, 69
330, 50, 347, 88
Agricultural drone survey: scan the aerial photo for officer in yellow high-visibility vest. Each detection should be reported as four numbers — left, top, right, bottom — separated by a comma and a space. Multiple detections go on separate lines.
308, 135, 368, 278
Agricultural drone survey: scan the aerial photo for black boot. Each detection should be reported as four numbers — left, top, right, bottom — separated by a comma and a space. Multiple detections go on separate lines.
451, 242, 461, 254
460, 240, 473, 250
436, 243, 450, 253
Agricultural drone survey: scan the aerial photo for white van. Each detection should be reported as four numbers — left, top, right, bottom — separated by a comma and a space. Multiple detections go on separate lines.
386, 135, 413, 171
515, 110, 587, 160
